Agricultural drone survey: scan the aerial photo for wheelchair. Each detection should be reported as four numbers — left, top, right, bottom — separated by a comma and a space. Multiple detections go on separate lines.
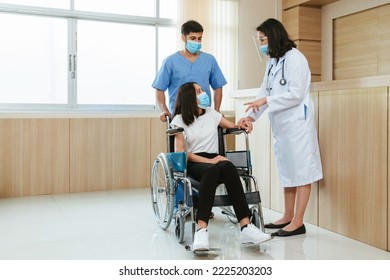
151, 119, 265, 244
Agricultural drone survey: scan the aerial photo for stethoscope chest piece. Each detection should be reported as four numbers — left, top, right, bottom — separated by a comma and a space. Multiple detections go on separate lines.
267, 59, 287, 89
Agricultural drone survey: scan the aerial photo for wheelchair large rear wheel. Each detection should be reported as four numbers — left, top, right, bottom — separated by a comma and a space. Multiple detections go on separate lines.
151, 153, 175, 230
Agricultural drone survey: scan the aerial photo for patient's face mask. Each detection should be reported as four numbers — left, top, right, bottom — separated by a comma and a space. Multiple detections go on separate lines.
186, 40, 202, 54
197, 91, 210, 109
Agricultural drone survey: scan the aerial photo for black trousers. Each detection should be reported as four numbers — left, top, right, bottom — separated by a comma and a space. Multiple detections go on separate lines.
187, 153, 251, 224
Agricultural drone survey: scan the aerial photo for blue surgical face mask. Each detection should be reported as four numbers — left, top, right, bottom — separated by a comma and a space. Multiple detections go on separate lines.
186, 40, 202, 54
259, 44, 268, 55
197, 91, 210, 109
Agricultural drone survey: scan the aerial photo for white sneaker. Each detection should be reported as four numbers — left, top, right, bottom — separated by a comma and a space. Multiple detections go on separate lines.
240, 224, 271, 244
193, 228, 209, 251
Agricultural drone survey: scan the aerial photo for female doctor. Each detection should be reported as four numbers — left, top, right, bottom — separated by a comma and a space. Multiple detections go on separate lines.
238, 18, 323, 237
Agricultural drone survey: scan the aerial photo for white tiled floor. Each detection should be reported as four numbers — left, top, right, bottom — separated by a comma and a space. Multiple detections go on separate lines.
0, 187, 389, 260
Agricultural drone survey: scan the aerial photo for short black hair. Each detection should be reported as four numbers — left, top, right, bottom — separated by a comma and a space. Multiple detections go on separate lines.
256, 18, 296, 58
173, 82, 201, 126
181, 20, 204, 36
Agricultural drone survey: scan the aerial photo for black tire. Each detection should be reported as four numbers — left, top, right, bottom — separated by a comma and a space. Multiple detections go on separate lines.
175, 213, 185, 243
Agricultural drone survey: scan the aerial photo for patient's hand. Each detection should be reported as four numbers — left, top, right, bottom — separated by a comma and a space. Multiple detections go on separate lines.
209, 155, 229, 164
237, 117, 254, 133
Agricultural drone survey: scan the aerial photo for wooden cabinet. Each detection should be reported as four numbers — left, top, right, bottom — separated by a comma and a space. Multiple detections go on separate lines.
283, 0, 340, 10
282, 3, 324, 81
318, 87, 388, 250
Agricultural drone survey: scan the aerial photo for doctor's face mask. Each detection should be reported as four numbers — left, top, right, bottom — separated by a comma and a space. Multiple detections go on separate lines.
257, 32, 268, 55
259, 44, 268, 55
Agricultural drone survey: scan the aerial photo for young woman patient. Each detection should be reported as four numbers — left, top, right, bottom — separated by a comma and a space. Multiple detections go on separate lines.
170, 82, 271, 251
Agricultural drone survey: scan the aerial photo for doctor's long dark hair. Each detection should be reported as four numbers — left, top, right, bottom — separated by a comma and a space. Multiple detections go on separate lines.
257, 18, 296, 58
173, 82, 201, 126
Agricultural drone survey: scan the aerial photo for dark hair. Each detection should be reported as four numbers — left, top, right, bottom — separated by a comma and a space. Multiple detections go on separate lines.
173, 82, 201, 126
181, 20, 204, 36
256, 18, 296, 58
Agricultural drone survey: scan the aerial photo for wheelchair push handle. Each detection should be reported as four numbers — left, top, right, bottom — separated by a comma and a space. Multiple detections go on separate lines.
166, 127, 184, 136
165, 115, 171, 129
164, 115, 185, 136
225, 127, 247, 135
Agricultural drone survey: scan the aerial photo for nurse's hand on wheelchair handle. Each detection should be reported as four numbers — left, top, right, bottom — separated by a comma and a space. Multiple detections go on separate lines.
160, 111, 171, 122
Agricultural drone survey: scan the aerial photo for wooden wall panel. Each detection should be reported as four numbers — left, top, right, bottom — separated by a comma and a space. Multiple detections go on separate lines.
283, 6, 321, 41
70, 118, 151, 193
283, 6, 300, 40
283, 0, 340, 10
70, 119, 113, 192
23, 119, 69, 196
333, 6, 390, 79
282, 5, 322, 83
318, 87, 387, 250
378, 4, 390, 76
296, 40, 321, 75
0, 119, 24, 197
111, 118, 151, 190
0, 119, 69, 197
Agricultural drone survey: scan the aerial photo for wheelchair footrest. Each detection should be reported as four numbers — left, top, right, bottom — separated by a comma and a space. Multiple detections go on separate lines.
213, 191, 261, 207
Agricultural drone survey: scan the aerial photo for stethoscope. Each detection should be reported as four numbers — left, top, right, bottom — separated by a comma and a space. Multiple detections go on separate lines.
266, 59, 287, 91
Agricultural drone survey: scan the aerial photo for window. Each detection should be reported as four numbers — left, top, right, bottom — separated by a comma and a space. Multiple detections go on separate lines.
1, 0, 69, 9
0, 0, 237, 112
159, 0, 177, 19
77, 21, 156, 105
74, 0, 155, 17
0, 13, 68, 104
0, 0, 177, 110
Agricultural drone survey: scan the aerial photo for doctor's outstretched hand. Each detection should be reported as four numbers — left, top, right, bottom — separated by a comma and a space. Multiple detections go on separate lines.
244, 97, 267, 113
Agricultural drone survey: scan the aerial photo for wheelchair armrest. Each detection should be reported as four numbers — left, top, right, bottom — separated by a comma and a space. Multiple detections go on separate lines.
225, 128, 246, 135
166, 127, 184, 136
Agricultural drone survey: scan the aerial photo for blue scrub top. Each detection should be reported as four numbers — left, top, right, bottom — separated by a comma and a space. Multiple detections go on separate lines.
152, 51, 227, 114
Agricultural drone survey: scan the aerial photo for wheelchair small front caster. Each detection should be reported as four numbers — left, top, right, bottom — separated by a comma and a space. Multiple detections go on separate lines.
175, 213, 185, 243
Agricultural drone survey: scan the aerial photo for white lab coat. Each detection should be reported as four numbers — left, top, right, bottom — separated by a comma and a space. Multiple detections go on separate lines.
248, 48, 323, 187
